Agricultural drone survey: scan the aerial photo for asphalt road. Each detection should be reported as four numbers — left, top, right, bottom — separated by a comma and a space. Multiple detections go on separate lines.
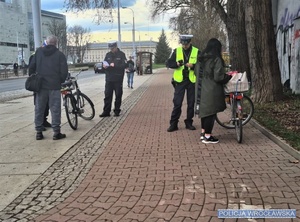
0, 69, 100, 93
0, 69, 103, 102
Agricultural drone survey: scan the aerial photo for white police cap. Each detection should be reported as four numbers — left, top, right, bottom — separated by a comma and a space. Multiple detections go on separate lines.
180, 34, 193, 39
108, 40, 117, 48
179, 34, 193, 44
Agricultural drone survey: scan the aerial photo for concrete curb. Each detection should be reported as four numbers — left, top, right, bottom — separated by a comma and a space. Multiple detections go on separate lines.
250, 118, 300, 161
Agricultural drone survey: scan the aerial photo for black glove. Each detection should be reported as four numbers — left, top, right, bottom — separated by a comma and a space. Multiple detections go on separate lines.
171, 78, 177, 88
178, 60, 184, 66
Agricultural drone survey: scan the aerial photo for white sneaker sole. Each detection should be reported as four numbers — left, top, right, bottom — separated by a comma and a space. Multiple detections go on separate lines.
202, 140, 219, 144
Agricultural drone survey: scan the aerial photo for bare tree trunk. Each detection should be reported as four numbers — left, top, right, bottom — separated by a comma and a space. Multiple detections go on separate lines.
244, 0, 283, 103
210, 0, 251, 80
226, 0, 251, 81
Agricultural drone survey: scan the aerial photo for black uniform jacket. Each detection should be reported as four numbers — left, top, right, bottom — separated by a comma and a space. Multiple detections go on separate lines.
104, 48, 127, 82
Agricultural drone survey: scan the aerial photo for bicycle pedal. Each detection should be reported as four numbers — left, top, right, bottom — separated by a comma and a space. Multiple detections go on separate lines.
78, 109, 84, 114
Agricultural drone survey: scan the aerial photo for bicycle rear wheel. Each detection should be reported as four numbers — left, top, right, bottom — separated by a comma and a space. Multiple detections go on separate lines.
64, 94, 78, 130
235, 100, 243, 143
216, 94, 254, 129
75, 92, 95, 120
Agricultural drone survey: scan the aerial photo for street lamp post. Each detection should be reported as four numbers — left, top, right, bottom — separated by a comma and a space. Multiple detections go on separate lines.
124, 22, 135, 55
122, 7, 136, 60
32, 0, 42, 50
136, 30, 141, 51
117, 0, 122, 49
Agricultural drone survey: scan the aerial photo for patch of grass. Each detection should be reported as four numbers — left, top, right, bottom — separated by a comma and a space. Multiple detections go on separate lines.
152, 63, 166, 69
253, 93, 300, 151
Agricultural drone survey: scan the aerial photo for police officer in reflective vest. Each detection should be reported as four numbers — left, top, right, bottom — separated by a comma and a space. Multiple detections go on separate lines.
167, 35, 199, 132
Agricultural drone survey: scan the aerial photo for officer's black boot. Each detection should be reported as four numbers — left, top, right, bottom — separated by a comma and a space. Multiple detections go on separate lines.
167, 122, 178, 132
185, 119, 196, 130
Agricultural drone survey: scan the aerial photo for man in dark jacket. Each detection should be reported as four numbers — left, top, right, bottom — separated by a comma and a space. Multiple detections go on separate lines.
99, 41, 127, 117
29, 35, 68, 140
29, 40, 51, 129
13, 62, 18, 76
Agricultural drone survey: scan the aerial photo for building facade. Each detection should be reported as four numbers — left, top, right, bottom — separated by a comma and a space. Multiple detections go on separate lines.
0, 0, 66, 66
84, 41, 157, 63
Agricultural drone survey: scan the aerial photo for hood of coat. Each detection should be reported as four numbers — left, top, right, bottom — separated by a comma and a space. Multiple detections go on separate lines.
199, 52, 215, 63
41, 45, 58, 56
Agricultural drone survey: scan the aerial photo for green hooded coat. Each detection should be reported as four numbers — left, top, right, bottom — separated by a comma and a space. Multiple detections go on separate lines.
195, 54, 231, 118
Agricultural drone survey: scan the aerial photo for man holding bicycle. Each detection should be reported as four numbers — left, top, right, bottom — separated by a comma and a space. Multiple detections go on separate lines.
99, 41, 127, 117
29, 35, 68, 140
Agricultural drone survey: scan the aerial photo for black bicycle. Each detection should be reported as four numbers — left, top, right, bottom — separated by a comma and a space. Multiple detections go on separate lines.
61, 70, 95, 130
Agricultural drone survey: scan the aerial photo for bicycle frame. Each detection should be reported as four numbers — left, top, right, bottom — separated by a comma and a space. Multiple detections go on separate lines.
61, 71, 82, 111
61, 70, 95, 130
227, 92, 244, 143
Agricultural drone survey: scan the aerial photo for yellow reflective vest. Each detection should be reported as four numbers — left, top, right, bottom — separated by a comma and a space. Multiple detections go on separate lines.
173, 46, 198, 83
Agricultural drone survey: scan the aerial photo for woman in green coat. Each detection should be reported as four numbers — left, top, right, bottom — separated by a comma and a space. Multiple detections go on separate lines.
196, 38, 231, 144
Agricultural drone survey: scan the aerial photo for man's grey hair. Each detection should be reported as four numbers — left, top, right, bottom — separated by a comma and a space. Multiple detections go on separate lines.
46, 35, 58, 46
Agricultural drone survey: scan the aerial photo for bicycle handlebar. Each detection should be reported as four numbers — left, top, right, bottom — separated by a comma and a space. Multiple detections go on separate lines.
67, 69, 82, 80
61, 70, 81, 90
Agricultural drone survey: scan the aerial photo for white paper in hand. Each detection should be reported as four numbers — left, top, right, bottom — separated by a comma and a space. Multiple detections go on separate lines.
103, 61, 109, 67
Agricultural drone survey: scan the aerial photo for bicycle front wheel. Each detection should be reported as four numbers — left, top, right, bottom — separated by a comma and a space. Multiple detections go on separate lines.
234, 100, 243, 143
216, 94, 254, 129
75, 92, 95, 120
64, 94, 78, 130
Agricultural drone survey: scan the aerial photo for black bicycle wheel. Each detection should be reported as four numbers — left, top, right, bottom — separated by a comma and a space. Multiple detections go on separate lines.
235, 100, 243, 143
216, 94, 254, 129
240, 94, 254, 125
75, 92, 95, 120
64, 94, 78, 130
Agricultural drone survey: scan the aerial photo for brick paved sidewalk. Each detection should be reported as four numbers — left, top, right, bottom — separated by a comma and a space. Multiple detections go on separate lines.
1, 69, 300, 222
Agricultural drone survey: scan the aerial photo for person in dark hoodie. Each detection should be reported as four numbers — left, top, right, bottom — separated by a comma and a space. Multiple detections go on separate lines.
196, 38, 232, 144
29, 35, 68, 140
99, 41, 127, 117
29, 40, 51, 130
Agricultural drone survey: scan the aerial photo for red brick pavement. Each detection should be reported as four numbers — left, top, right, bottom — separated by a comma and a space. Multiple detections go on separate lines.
34, 69, 300, 222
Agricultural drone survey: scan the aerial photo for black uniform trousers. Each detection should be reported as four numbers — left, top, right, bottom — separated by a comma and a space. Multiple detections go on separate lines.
170, 78, 195, 124
103, 80, 123, 114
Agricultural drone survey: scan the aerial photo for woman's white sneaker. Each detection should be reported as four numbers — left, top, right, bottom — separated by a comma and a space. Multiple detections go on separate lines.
202, 136, 219, 144
200, 133, 205, 140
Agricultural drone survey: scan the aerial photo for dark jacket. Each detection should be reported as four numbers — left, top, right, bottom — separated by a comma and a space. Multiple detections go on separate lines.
104, 48, 127, 82
29, 45, 68, 90
126, 59, 135, 73
196, 53, 231, 118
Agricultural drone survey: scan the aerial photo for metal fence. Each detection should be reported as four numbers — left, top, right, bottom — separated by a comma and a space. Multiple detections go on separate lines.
0, 68, 28, 79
